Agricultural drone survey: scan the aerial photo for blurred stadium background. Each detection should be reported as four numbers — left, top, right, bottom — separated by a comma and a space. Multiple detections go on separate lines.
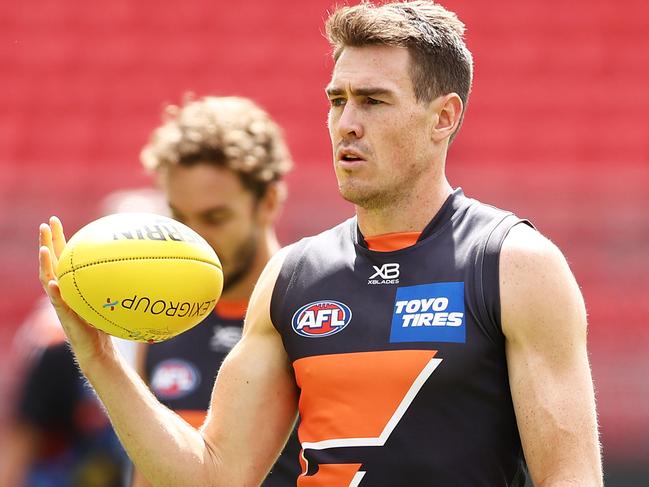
1, 0, 647, 484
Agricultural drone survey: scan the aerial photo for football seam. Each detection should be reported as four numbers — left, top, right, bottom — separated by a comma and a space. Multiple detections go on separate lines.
70, 249, 133, 335
58, 255, 222, 280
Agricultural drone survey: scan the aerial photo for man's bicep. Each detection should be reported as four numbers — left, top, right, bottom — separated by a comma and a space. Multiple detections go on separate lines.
200, 248, 299, 486
501, 225, 602, 485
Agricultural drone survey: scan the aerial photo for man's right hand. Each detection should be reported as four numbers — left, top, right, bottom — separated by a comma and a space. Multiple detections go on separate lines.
38, 217, 298, 487
38, 216, 116, 366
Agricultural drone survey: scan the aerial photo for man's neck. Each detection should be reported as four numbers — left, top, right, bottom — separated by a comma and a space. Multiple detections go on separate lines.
356, 178, 453, 237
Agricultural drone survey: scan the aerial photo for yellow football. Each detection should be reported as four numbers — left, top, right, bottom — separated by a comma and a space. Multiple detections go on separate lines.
56, 213, 223, 342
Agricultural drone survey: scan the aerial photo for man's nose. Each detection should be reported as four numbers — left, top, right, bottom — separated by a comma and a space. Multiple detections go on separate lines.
337, 102, 363, 139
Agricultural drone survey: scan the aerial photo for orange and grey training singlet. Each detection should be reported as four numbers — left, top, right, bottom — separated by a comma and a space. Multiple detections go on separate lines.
270, 189, 530, 486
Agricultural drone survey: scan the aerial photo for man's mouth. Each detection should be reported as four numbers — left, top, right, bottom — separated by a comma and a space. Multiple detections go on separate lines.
341, 154, 363, 162
337, 147, 367, 164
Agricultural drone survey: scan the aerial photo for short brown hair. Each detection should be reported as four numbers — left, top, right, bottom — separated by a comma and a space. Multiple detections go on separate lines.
326, 1, 473, 118
141, 95, 293, 198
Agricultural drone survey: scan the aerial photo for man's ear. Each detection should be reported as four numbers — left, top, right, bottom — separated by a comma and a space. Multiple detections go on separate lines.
431, 93, 463, 143
256, 181, 287, 224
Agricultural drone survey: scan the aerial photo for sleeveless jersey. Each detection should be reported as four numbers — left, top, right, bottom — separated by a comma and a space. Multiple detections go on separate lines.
146, 306, 302, 486
270, 189, 530, 486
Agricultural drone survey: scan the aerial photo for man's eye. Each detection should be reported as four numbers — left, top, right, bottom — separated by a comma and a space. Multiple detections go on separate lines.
366, 97, 382, 105
329, 98, 346, 107
204, 211, 234, 226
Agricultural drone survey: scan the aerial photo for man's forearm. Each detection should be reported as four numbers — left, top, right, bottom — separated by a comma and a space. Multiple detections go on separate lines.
79, 349, 219, 487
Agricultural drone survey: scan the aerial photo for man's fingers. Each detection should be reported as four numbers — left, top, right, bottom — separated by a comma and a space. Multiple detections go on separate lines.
49, 216, 67, 259
46, 278, 66, 309
39, 245, 56, 289
39, 246, 64, 311
39, 222, 51, 249
39, 222, 59, 271
44, 272, 84, 332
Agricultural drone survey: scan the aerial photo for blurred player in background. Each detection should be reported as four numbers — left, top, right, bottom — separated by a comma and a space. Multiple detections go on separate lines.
38, 2, 602, 486
0, 302, 126, 487
0, 188, 166, 487
130, 95, 300, 487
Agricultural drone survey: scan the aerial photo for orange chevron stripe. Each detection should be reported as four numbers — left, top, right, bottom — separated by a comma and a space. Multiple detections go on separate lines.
294, 350, 437, 443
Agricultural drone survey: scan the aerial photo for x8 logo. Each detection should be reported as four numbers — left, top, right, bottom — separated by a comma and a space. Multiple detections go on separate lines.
369, 263, 400, 280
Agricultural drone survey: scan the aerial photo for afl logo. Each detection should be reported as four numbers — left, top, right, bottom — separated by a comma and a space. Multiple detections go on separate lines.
150, 359, 201, 400
292, 300, 352, 338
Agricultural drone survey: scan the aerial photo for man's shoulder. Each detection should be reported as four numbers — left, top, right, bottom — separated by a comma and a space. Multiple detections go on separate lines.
448, 190, 534, 253
500, 224, 570, 288
501, 223, 563, 265
258, 216, 353, 292
301, 216, 356, 242
283, 216, 356, 257
462, 191, 520, 223
500, 223, 584, 341
270, 217, 356, 295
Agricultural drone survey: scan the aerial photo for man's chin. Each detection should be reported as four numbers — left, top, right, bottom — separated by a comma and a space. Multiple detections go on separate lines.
339, 184, 367, 204
340, 187, 386, 210
221, 273, 239, 294
211, 229, 258, 296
